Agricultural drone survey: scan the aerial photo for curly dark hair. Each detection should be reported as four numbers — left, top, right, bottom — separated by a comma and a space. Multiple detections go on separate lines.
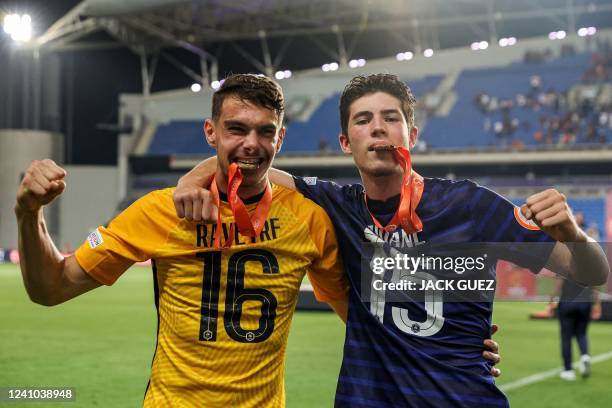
339, 74, 416, 135
211, 74, 285, 122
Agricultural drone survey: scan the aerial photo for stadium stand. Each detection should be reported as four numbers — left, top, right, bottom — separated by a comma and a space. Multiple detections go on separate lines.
145, 49, 610, 155
420, 52, 606, 149
148, 120, 213, 155
145, 75, 444, 156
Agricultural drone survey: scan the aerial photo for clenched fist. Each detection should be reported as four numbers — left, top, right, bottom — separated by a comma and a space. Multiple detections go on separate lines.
16, 159, 67, 213
173, 184, 217, 223
520, 188, 585, 243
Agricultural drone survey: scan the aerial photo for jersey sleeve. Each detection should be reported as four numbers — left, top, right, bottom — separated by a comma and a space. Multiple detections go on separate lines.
468, 183, 555, 273
74, 190, 177, 285
305, 204, 349, 302
293, 176, 359, 226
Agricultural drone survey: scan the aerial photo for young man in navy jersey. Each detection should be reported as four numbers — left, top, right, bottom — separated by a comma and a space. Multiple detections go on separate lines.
174, 74, 608, 407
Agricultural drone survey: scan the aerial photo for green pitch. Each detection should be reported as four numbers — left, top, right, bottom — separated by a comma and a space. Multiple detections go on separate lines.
1, 264, 611, 407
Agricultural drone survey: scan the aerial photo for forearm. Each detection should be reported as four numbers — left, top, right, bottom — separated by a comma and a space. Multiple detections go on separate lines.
593, 289, 601, 306
567, 234, 609, 286
178, 156, 217, 188
327, 299, 348, 323
269, 168, 296, 189
15, 207, 66, 305
549, 279, 563, 303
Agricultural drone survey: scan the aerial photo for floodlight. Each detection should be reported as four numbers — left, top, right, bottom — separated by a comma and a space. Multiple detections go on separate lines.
3, 13, 32, 42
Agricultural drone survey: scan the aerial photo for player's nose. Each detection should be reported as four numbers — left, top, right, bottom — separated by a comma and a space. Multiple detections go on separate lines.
371, 116, 386, 137
242, 129, 259, 150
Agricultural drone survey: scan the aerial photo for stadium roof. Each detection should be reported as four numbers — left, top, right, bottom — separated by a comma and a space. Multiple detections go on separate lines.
26, 0, 612, 85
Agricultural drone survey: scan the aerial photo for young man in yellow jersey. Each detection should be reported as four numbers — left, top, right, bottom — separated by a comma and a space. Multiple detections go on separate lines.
14, 74, 350, 407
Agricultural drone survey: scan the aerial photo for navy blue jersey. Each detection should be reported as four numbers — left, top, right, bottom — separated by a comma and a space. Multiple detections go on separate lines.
294, 176, 555, 408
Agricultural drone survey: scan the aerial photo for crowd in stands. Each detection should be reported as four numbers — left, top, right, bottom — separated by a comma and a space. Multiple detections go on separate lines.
474, 41, 612, 149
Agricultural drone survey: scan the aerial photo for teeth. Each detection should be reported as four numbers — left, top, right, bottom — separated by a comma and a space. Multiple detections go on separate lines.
236, 159, 259, 170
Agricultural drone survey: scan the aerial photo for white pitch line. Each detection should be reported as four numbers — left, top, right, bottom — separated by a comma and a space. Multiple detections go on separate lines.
500, 350, 612, 392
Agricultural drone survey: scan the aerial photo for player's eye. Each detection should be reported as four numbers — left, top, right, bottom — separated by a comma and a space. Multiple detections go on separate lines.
384, 116, 399, 122
259, 128, 277, 137
355, 118, 369, 125
228, 126, 246, 134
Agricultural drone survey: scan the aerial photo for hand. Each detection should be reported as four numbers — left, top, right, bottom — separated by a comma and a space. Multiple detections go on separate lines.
16, 159, 67, 213
521, 189, 585, 242
173, 182, 217, 223
484, 324, 501, 377
591, 303, 602, 320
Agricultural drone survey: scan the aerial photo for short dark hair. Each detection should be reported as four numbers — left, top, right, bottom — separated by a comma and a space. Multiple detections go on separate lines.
211, 73, 285, 122
339, 74, 416, 135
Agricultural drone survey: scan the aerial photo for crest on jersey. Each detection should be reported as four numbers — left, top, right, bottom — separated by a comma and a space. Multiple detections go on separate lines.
513, 207, 540, 231
303, 177, 317, 185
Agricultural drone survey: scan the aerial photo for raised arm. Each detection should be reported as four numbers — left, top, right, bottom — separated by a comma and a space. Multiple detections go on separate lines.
523, 189, 609, 286
15, 160, 100, 306
173, 156, 296, 221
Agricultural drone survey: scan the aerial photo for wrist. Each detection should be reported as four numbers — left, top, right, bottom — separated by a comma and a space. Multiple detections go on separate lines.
564, 229, 588, 243
14, 205, 42, 219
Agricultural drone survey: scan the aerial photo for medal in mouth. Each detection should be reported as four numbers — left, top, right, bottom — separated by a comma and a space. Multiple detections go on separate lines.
368, 144, 397, 152
233, 157, 264, 170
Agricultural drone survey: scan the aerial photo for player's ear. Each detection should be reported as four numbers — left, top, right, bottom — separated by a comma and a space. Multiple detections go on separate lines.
408, 126, 419, 149
275, 126, 286, 154
339, 132, 352, 154
204, 119, 217, 148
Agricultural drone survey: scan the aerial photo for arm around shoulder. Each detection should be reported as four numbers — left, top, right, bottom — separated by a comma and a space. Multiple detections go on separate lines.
269, 168, 296, 190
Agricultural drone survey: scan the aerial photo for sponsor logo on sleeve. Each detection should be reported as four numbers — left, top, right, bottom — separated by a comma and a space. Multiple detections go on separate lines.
513, 207, 540, 230
87, 228, 104, 249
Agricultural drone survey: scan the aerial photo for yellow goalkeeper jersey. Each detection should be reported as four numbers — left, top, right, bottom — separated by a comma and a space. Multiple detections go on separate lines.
74, 186, 347, 407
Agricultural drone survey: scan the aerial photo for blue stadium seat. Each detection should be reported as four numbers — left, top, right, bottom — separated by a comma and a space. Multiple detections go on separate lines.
422, 53, 597, 149
148, 121, 214, 155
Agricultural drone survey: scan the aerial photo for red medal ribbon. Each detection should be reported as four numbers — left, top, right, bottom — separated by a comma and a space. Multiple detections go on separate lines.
365, 146, 424, 235
210, 163, 273, 249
